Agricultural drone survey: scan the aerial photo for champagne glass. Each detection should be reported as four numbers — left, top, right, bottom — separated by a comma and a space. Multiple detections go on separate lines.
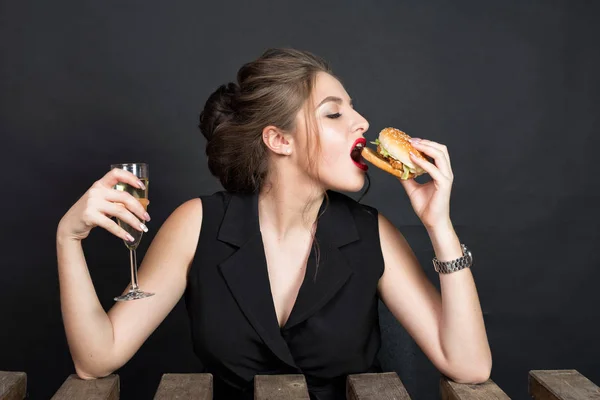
111, 163, 154, 301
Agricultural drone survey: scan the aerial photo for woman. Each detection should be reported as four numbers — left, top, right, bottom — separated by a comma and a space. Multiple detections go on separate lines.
57, 48, 491, 399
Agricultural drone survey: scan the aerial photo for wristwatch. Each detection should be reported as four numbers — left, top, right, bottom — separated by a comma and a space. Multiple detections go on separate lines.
432, 244, 473, 274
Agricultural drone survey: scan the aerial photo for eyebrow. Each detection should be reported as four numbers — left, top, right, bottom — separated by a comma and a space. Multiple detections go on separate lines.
317, 96, 353, 108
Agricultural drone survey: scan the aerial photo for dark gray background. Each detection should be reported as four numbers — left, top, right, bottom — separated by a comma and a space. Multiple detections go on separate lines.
1, 0, 599, 399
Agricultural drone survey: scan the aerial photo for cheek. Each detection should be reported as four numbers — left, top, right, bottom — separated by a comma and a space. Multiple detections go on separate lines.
319, 146, 345, 169
320, 132, 350, 169
317, 126, 347, 165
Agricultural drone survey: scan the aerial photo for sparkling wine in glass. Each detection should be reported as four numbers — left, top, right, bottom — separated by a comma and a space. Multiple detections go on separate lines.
111, 163, 154, 301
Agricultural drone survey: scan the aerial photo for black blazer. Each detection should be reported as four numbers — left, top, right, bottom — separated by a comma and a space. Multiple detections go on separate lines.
184, 190, 385, 400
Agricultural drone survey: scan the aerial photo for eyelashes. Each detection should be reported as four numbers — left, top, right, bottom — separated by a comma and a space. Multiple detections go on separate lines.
326, 113, 342, 119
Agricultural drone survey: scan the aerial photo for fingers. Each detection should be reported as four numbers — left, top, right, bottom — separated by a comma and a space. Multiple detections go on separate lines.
83, 185, 150, 239
412, 138, 451, 164
104, 189, 150, 223
94, 213, 137, 242
99, 201, 148, 234
409, 150, 450, 186
398, 175, 421, 194
97, 168, 146, 190
83, 208, 137, 242
409, 139, 453, 179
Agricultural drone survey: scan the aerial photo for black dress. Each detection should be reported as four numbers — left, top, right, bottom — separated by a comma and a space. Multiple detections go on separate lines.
184, 190, 385, 400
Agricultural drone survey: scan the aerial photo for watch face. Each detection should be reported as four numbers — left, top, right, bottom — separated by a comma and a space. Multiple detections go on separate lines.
461, 245, 471, 259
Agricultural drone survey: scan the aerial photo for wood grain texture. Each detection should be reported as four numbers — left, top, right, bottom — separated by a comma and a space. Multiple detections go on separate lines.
51, 374, 119, 400
529, 370, 600, 400
0, 371, 27, 400
153, 373, 213, 400
254, 374, 310, 400
440, 377, 510, 400
346, 372, 411, 400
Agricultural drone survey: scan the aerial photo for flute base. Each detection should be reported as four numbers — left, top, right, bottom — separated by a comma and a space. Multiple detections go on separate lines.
114, 288, 155, 302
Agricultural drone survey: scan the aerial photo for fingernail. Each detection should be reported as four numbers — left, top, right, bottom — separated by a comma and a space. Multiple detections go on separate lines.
140, 223, 148, 233
409, 138, 421, 143
126, 234, 135, 242
137, 180, 146, 190
144, 212, 151, 221
409, 152, 416, 158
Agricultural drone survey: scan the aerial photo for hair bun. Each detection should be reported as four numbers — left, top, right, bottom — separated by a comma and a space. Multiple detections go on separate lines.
199, 82, 240, 142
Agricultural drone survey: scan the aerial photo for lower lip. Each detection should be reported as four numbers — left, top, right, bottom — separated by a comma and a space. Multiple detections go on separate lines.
353, 154, 368, 171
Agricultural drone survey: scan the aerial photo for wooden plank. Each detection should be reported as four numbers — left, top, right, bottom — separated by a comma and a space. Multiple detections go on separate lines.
153, 373, 213, 400
346, 372, 411, 400
529, 370, 600, 400
0, 371, 27, 400
51, 374, 119, 400
440, 377, 510, 400
254, 374, 310, 400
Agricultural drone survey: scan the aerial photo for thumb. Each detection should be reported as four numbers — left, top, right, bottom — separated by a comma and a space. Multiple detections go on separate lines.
398, 177, 420, 194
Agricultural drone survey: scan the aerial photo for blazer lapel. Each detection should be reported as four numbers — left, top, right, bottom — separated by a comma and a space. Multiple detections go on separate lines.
216, 191, 361, 364
217, 192, 299, 369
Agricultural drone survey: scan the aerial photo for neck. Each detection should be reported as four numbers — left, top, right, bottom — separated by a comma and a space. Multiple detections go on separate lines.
258, 174, 324, 240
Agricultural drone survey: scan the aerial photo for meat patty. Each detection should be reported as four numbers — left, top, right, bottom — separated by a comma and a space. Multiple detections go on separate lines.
377, 145, 405, 171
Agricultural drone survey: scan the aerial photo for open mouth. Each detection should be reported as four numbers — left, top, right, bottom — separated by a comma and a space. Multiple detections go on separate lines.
350, 138, 368, 171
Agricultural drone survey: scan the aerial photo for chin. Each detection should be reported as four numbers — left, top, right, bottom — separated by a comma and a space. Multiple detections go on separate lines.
323, 171, 366, 193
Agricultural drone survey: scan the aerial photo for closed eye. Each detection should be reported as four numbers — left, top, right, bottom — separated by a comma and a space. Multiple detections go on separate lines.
326, 113, 342, 119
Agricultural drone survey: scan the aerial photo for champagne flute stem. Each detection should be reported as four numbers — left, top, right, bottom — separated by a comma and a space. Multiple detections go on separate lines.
129, 248, 139, 291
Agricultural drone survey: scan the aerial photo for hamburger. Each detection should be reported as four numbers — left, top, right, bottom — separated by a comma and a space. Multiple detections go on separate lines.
359, 127, 428, 180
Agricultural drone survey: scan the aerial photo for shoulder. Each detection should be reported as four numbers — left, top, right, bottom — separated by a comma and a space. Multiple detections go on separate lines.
152, 192, 229, 264
166, 190, 237, 226
326, 192, 407, 254
326, 191, 381, 244
154, 198, 204, 256
167, 197, 203, 224
327, 191, 385, 276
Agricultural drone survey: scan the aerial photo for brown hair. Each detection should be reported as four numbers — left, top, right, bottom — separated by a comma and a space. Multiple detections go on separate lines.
198, 48, 332, 194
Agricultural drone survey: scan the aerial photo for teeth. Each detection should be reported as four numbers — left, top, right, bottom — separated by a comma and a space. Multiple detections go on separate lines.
355, 143, 364, 149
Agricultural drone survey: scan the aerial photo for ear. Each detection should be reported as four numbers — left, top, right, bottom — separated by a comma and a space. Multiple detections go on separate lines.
262, 125, 293, 155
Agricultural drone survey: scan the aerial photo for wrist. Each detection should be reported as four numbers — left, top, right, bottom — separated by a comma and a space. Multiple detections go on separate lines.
426, 221, 462, 262
425, 218, 454, 238
56, 223, 81, 247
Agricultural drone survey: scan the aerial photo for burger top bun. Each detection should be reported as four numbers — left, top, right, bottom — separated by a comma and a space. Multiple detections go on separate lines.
378, 127, 428, 174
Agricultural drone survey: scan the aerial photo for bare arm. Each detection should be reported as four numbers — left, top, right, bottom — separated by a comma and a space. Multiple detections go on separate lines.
377, 214, 491, 384
57, 169, 203, 378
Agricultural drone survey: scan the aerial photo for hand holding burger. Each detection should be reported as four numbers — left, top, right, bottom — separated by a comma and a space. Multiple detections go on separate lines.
361, 127, 455, 230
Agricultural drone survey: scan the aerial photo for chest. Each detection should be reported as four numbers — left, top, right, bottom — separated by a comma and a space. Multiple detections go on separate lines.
261, 230, 314, 328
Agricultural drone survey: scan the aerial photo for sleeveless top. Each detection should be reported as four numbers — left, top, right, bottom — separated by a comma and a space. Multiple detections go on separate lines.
184, 190, 386, 400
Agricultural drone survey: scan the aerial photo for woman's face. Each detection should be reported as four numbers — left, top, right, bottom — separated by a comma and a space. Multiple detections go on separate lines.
294, 71, 370, 193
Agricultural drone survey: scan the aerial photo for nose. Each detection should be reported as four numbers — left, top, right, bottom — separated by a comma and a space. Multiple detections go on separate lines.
352, 109, 370, 135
